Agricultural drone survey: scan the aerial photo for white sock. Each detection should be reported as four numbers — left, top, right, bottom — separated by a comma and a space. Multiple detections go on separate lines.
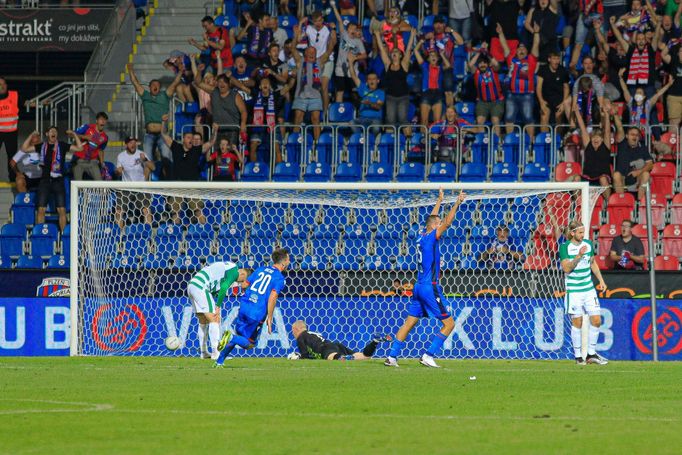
208, 322, 220, 354
588, 324, 599, 356
198, 324, 208, 354
571, 326, 582, 358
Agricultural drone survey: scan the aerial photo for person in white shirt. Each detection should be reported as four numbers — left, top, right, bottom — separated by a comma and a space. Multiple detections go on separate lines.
115, 137, 155, 227
9, 133, 43, 193
304, 10, 336, 113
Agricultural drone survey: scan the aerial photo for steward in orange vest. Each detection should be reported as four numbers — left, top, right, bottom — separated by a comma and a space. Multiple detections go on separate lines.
0, 77, 19, 182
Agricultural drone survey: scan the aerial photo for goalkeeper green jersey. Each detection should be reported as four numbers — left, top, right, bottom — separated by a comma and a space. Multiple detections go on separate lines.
189, 261, 240, 308
559, 240, 595, 293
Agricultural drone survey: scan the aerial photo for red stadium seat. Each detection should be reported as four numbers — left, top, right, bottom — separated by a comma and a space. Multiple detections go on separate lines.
555, 161, 582, 182
606, 193, 635, 227
654, 255, 680, 271
543, 193, 572, 228
662, 224, 682, 258
658, 131, 678, 162
576, 196, 603, 230
597, 224, 621, 255
533, 224, 558, 255
649, 162, 676, 199
637, 194, 667, 229
523, 253, 552, 270
594, 254, 614, 270
672, 193, 682, 224
631, 224, 658, 256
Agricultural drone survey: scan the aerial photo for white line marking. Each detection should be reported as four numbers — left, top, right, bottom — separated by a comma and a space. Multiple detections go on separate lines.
0, 399, 113, 415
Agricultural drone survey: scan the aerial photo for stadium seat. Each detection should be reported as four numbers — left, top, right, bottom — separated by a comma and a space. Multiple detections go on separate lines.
655, 255, 680, 270
532, 224, 558, 255
155, 224, 182, 258
328, 102, 355, 123
111, 255, 138, 270
346, 132, 365, 164
597, 224, 621, 255
142, 254, 168, 268
594, 254, 614, 270
284, 132, 312, 164
45, 254, 68, 269
17, 255, 43, 269
278, 14, 297, 31
397, 162, 425, 182
576, 196, 604, 230
231, 43, 247, 56
554, 161, 582, 182
637, 194, 667, 229
533, 132, 553, 164
459, 162, 487, 182
304, 162, 331, 182
662, 224, 682, 257
174, 256, 202, 270
122, 223, 152, 253
428, 162, 456, 182
649, 162, 676, 199
335, 162, 362, 182
455, 102, 475, 123
673, 193, 682, 224
343, 222, 373, 239
472, 132, 495, 164
241, 161, 270, 181
60, 224, 70, 255
281, 224, 308, 239
365, 163, 392, 182
607, 193, 635, 227
364, 254, 388, 270
0, 223, 26, 257
29, 224, 58, 258
490, 162, 517, 182
374, 239, 400, 258
543, 193, 572, 228
422, 15, 436, 32
300, 255, 325, 270
523, 253, 552, 270
315, 132, 334, 164
502, 133, 521, 164
631, 224, 658, 256
0, 255, 12, 269
378, 133, 399, 166
273, 162, 300, 182
215, 14, 238, 28
522, 163, 550, 182
658, 131, 678, 161
11, 192, 36, 225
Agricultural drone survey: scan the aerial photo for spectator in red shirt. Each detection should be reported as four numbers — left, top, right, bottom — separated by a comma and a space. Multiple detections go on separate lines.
415, 38, 452, 127
421, 16, 464, 108
468, 47, 505, 136
209, 137, 243, 181
189, 16, 234, 73
73, 112, 109, 180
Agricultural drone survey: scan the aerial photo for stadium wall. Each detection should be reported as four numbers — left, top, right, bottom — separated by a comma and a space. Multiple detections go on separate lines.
1, 296, 681, 360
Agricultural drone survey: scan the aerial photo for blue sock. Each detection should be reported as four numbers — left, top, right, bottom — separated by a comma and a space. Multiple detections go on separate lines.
426, 332, 448, 357
216, 343, 236, 364
389, 339, 406, 358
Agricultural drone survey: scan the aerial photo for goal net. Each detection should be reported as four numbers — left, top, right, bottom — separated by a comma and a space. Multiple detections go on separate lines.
70, 182, 605, 359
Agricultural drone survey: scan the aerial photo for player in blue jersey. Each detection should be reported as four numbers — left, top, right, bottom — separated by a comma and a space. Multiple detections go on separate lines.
214, 248, 290, 367
385, 189, 466, 368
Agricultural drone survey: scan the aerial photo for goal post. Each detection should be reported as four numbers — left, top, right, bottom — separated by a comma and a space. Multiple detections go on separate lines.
70, 181, 598, 358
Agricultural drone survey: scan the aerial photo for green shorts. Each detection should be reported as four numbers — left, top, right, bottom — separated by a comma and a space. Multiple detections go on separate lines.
475, 100, 505, 120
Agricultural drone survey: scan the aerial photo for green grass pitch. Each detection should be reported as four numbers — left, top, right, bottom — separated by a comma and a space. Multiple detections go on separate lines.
1, 357, 681, 454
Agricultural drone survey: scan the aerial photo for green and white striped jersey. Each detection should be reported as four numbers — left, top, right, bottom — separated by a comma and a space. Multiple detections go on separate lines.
559, 240, 595, 293
189, 261, 240, 308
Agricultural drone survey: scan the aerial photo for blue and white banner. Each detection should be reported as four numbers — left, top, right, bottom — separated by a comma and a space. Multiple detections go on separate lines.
3, 297, 681, 360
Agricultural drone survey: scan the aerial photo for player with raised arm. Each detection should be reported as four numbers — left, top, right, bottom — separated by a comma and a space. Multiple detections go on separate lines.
214, 248, 290, 367
290, 320, 391, 360
385, 189, 466, 368
559, 220, 608, 365
187, 261, 250, 359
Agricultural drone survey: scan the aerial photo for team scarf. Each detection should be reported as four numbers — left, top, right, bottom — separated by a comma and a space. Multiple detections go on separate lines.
630, 99, 648, 126
627, 45, 650, 84
41, 141, 62, 177
253, 91, 276, 131
577, 89, 594, 125
247, 26, 272, 59
624, 10, 650, 33
300, 60, 321, 92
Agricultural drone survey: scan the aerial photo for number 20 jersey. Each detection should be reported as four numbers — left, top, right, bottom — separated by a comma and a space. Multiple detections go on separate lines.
238, 266, 286, 321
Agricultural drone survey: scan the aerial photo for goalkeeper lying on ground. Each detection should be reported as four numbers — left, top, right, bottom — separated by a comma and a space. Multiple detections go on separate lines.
290, 320, 391, 360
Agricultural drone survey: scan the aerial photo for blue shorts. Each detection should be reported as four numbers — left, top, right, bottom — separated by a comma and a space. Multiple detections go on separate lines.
292, 96, 323, 113
408, 283, 450, 320
234, 311, 264, 343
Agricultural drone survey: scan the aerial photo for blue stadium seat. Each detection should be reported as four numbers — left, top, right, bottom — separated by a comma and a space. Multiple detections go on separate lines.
17, 255, 43, 269
290, 206, 317, 226
281, 238, 306, 258
215, 14, 238, 29
60, 224, 70, 255
284, 132, 312, 164
439, 238, 465, 256
343, 238, 370, 256
459, 163, 487, 182
11, 192, 36, 225
343, 223, 373, 239
453, 46, 468, 79
328, 102, 355, 123
273, 162, 300, 182
260, 203, 288, 223
313, 224, 339, 238
321, 206, 349, 226
460, 255, 480, 270
216, 226, 244, 257
186, 224, 215, 257
374, 239, 400, 257
300, 255, 325, 270
396, 162, 424, 182
232, 43, 247, 57
249, 237, 275, 257
405, 15, 418, 29
533, 132, 553, 165
316, 132, 333, 164
122, 223, 152, 255
455, 102, 475, 123
522, 163, 550, 182
479, 200, 510, 228
378, 133, 402, 166
155, 224, 182, 258
251, 222, 280, 238
278, 15, 297, 30
365, 163, 392, 182
375, 223, 402, 239
503, 133, 521, 164
241, 161, 270, 181
335, 162, 362, 182
112, 255, 138, 270
428, 162, 457, 182
304, 162, 331, 182
364, 255, 389, 270
0, 223, 26, 257
282, 224, 308, 239
490, 162, 518, 182
472, 132, 493, 164
422, 15, 436, 33
332, 254, 360, 270
30, 224, 58, 257
174, 256, 202, 270
511, 196, 541, 228
0, 255, 12, 269
143, 254, 169, 268
347, 132, 365, 164
310, 239, 337, 258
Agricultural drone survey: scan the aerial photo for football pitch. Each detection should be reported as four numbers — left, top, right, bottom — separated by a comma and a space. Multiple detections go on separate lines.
1, 358, 680, 454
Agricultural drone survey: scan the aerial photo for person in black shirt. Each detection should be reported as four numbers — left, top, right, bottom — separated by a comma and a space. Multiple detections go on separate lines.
661, 44, 682, 128
536, 51, 570, 130
290, 320, 391, 360
524, 0, 559, 62
609, 220, 646, 270
21, 127, 82, 231
613, 117, 654, 200
575, 102, 613, 198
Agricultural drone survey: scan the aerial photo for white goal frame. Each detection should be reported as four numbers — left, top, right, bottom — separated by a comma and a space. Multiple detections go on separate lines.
69, 181, 591, 356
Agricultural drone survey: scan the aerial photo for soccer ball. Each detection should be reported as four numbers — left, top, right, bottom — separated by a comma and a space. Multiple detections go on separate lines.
164, 336, 182, 351
287, 352, 301, 360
